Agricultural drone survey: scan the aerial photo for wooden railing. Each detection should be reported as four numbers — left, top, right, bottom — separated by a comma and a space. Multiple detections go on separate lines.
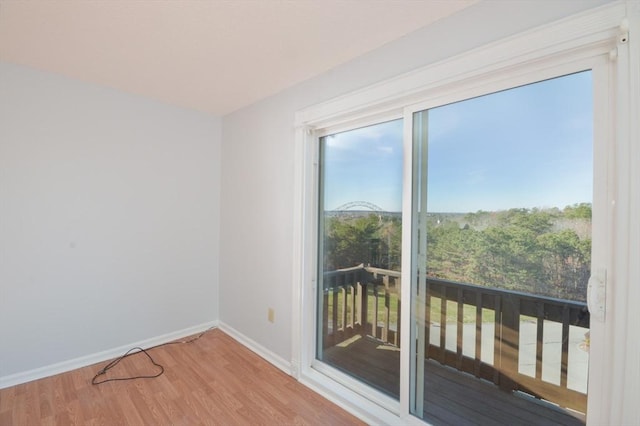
322, 264, 400, 348
322, 266, 590, 413
425, 277, 590, 413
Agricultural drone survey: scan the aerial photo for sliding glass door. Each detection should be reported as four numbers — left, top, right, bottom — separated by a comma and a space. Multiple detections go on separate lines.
316, 119, 403, 398
305, 40, 613, 424
409, 71, 594, 423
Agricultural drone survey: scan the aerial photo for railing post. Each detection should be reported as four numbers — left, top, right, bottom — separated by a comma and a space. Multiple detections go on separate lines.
560, 304, 570, 389
323, 287, 330, 349
383, 290, 390, 343
332, 284, 339, 344
499, 293, 520, 392
493, 295, 501, 385
535, 302, 545, 381
474, 292, 482, 378
456, 288, 464, 370
356, 281, 362, 335
372, 285, 379, 339
425, 285, 431, 357
439, 287, 446, 364
350, 282, 356, 334
340, 285, 347, 337
393, 274, 400, 347
360, 282, 368, 338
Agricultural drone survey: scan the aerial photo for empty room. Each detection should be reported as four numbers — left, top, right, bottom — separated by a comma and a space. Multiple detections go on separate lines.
1, 1, 638, 425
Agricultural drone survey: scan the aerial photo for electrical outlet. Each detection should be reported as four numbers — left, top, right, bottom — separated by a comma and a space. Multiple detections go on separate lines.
268, 308, 275, 323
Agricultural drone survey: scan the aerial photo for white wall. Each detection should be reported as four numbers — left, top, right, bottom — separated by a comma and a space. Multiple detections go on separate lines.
219, 0, 614, 368
0, 62, 221, 382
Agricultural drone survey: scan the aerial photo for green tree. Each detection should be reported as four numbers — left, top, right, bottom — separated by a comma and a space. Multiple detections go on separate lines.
538, 229, 591, 300
323, 214, 382, 270
426, 207, 590, 301
325, 206, 591, 301
564, 203, 592, 219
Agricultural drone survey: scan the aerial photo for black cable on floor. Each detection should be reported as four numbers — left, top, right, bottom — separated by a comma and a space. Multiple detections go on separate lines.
91, 327, 214, 385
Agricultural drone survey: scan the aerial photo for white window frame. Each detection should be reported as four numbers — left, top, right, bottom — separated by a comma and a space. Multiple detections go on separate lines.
311, 113, 405, 416
291, 2, 638, 424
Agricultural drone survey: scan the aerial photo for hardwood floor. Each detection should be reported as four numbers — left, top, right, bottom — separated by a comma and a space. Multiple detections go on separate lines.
0, 329, 364, 425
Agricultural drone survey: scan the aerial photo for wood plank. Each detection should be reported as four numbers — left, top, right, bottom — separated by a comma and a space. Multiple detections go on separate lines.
561, 305, 570, 388
0, 329, 363, 426
325, 335, 585, 425
475, 292, 482, 378
426, 361, 584, 426
323, 335, 400, 398
536, 302, 545, 380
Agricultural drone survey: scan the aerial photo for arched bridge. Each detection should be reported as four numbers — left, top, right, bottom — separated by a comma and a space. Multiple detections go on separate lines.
333, 201, 384, 212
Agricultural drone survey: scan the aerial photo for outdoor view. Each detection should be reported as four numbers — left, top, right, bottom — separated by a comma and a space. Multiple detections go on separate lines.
423, 71, 592, 303
317, 119, 403, 397
318, 71, 593, 421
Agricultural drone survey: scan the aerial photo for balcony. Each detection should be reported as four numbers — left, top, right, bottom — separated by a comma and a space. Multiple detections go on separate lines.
321, 265, 589, 425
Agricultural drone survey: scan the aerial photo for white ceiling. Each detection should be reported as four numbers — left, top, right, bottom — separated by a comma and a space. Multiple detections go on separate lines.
0, 0, 477, 115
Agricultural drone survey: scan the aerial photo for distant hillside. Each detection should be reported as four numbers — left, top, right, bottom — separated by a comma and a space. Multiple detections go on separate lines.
431, 207, 591, 240
326, 210, 402, 219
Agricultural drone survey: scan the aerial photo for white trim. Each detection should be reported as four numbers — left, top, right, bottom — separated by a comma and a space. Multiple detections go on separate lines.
310, 358, 400, 414
400, 56, 614, 423
402, 55, 601, 117
290, 125, 306, 380
295, 2, 625, 129
298, 368, 401, 426
313, 110, 404, 140
584, 47, 616, 425
218, 321, 292, 375
597, 3, 640, 424
292, 124, 321, 384
399, 107, 416, 419
0, 320, 218, 389
303, 112, 407, 412
619, 5, 640, 425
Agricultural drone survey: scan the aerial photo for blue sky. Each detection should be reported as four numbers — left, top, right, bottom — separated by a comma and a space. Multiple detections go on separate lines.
322, 119, 403, 211
322, 71, 593, 213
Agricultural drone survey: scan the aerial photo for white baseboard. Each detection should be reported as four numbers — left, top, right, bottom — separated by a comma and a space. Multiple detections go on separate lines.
216, 323, 402, 424
217, 321, 292, 375
0, 320, 219, 390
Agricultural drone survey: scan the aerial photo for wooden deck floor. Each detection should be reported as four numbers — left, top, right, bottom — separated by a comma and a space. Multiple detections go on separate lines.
324, 335, 585, 426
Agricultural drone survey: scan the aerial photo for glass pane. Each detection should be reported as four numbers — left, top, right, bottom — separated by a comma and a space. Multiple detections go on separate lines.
317, 119, 403, 399
411, 71, 592, 423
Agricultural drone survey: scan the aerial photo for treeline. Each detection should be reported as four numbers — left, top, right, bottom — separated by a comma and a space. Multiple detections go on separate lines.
323, 214, 401, 271
323, 203, 591, 302
428, 205, 591, 302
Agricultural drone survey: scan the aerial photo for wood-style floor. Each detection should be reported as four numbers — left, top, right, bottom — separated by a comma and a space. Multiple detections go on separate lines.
0, 329, 364, 425
324, 335, 585, 426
